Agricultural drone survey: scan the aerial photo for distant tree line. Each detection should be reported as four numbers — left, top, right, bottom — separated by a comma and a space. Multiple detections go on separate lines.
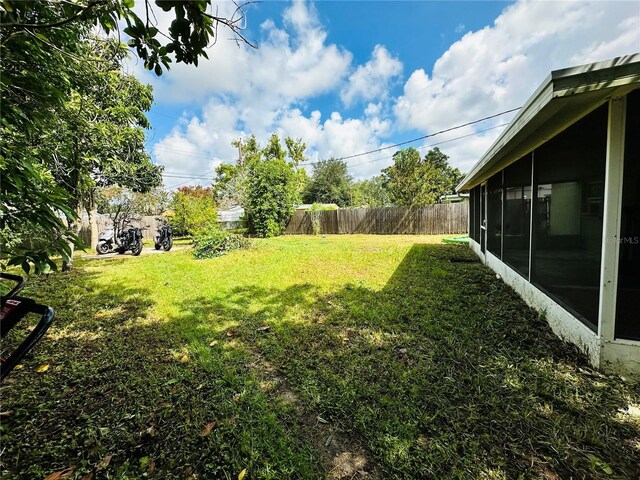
235, 148, 463, 207
91, 142, 465, 244
206, 142, 464, 238
282, 146, 463, 208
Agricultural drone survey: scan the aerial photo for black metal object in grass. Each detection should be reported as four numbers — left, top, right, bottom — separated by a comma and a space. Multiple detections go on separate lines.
0, 273, 54, 381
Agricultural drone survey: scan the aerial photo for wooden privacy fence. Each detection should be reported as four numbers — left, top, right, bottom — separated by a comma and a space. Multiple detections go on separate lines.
285, 203, 468, 235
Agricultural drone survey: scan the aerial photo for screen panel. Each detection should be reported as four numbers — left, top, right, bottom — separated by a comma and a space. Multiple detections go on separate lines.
487, 172, 503, 258
503, 154, 532, 277
531, 103, 608, 330
616, 89, 640, 340
469, 186, 477, 241
471, 186, 481, 242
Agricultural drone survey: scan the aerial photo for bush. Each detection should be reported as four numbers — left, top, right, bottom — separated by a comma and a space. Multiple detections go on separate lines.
193, 230, 251, 259
170, 186, 218, 236
308, 203, 336, 235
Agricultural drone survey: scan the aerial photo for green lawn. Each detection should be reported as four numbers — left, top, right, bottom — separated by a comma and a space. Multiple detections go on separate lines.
2, 235, 639, 479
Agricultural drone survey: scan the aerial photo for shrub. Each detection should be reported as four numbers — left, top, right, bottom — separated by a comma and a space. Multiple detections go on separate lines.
308, 203, 336, 235
244, 134, 307, 238
170, 186, 218, 236
193, 230, 251, 259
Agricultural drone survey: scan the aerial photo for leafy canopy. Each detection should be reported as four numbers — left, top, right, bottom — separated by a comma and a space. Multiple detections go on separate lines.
170, 186, 218, 237
0, 1, 253, 272
1, 35, 162, 272
382, 147, 464, 207
0, 0, 254, 75
351, 176, 390, 207
303, 158, 352, 207
245, 135, 308, 237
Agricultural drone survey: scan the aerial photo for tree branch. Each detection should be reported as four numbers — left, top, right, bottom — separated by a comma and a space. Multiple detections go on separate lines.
0, 0, 108, 30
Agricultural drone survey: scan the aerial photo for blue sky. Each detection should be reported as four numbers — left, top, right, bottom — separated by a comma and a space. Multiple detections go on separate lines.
129, 1, 640, 189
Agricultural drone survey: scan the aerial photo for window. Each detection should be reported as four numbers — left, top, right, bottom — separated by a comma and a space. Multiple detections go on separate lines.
469, 186, 476, 241
470, 186, 481, 242
616, 90, 640, 340
503, 154, 532, 277
531, 104, 608, 330
487, 172, 503, 258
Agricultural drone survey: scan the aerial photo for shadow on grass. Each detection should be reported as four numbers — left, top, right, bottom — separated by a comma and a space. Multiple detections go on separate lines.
168, 244, 640, 479
1, 244, 639, 480
0, 269, 318, 479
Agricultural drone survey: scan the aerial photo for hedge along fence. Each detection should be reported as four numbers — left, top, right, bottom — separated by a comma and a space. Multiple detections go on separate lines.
285, 203, 468, 235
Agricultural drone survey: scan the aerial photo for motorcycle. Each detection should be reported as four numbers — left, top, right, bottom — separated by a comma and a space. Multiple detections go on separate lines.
154, 224, 173, 251
115, 226, 144, 256
96, 228, 115, 254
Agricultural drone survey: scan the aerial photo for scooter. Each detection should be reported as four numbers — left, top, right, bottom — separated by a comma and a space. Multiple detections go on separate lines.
1, 272, 55, 381
96, 228, 115, 254
115, 226, 144, 256
154, 225, 173, 251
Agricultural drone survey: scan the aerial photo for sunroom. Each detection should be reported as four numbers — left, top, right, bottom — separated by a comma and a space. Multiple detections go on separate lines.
458, 55, 640, 374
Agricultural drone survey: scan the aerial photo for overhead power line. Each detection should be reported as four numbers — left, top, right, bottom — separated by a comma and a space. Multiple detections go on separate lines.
343, 122, 509, 169
298, 106, 520, 166
164, 168, 218, 190
159, 107, 519, 189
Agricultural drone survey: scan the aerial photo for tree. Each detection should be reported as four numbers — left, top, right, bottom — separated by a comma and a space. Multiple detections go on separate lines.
96, 187, 143, 236
170, 186, 218, 236
211, 137, 253, 209
0, 1, 254, 272
303, 158, 352, 207
0, 1, 254, 75
1, 37, 162, 271
97, 186, 169, 233
212, 162, 243, 209
41, 37, 163, 270
351, 176, 390, 207
133, 189, 171, 216
245, 135, 307, 237
381, 147, 463, 206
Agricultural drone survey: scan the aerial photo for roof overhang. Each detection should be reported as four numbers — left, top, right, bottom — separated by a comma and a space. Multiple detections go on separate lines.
457, 55, 640, 191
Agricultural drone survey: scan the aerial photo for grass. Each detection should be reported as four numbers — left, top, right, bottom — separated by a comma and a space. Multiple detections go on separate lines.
1, 235, 639, 479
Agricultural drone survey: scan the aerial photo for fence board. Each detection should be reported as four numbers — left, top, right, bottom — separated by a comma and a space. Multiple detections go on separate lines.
285, 204, 468, 235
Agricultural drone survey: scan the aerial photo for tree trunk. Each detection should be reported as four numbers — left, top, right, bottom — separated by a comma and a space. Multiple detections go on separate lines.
88, 190, 99, 250
62, 204, 83, 271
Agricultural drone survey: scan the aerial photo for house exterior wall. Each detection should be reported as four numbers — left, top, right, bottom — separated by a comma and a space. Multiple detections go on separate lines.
467, 93, 640, 375
470, 238, 603, 366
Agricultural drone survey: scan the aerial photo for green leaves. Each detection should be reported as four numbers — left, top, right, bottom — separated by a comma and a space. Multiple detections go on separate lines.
303, 158, 351, 207
1, 31, 160, 273
193, 231, 251, 259
382, 147, 463, 207
170, 186, 218, 236
244, 135, 307, 237
0, 1, 254, 272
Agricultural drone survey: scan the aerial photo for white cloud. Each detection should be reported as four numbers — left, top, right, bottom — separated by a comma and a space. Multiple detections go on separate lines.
340, 44, 403, 106
148, 0, 640, 188
147, 2, 393, 186
571, 16, 640, 64
393, 0, 640, 171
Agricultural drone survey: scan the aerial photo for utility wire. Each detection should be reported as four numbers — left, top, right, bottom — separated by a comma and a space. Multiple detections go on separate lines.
160, 124, 508, 188
159, 108, 519, 189
298, 107, 519, 166
153, 107, 520, 169
343, 123, 509, 169
164, 168, 218, 190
